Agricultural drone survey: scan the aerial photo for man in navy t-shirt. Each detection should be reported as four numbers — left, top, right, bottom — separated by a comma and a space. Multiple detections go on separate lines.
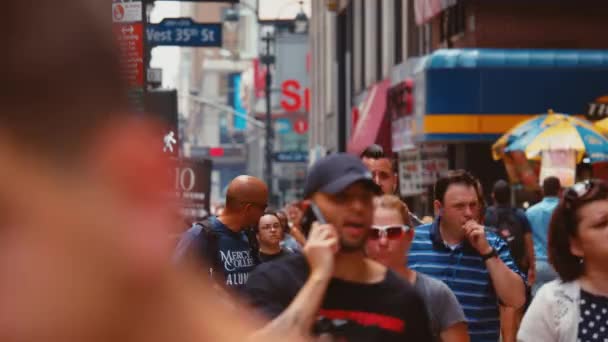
175, 175, 268, 292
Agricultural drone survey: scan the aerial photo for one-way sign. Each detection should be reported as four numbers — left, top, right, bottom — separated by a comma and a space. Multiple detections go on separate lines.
273, 151, 308, 163
147, 18, 222, 47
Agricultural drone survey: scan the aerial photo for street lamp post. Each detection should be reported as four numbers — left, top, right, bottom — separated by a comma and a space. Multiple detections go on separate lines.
261, 32, 275, 203
222, 0, 308, 205
293, 1, 309, 34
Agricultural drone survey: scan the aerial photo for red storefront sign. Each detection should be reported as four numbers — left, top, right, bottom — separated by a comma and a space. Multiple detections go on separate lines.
113, 23, 144, 88
281, 79, 310, 113
253, 58, 267, 98
293, 119, 309, 134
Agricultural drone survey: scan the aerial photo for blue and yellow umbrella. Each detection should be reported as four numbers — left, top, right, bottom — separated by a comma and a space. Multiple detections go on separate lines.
594, 117, 608, 136
492, 111, 608, 163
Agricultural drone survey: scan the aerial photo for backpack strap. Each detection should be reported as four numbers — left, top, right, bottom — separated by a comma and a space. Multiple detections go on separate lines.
195, 218, 222, 280
244, 227, 261, 265
485, 206, 498, 227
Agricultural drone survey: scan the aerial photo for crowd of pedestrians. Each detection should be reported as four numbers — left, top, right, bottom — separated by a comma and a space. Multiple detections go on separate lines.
173, 143, 593, 342
172, 141, 608, 342
5, 2, 608, 341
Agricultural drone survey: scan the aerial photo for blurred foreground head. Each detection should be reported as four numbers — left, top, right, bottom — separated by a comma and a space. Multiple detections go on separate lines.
0, 1, 263, 341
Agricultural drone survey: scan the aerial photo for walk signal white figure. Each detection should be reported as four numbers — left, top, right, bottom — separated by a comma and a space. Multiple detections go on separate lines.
163, 131, 176, 153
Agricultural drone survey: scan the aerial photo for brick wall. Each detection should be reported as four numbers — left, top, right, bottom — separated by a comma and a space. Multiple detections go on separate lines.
441, 0, 608, 50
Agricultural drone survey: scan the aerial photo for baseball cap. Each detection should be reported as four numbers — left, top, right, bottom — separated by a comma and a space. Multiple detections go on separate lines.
303, 153, 382, 198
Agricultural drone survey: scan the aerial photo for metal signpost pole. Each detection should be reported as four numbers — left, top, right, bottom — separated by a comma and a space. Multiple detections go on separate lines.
262, 32, 275, 204
142, 0, 149, 96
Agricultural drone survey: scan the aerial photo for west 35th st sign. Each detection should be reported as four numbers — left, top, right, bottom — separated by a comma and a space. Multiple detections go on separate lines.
147, 18, 222, 47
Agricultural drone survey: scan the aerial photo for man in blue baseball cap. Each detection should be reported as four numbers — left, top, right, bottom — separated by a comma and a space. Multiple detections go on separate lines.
246, 153, 432, 341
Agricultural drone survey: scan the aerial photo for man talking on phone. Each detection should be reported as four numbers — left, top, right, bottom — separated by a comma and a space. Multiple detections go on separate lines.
246, 153, 432, 341
408, 170, 526, 342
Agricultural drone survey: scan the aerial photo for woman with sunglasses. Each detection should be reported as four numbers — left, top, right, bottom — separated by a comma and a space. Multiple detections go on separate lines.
366, 194, 469, 342
519, 179, 608, 342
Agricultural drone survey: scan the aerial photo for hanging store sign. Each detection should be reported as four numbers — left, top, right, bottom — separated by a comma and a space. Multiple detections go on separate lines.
539, 149, 576, 187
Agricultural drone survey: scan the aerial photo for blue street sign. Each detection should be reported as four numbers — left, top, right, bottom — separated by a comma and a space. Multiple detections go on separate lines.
275, 118, 292, 134
273, 151, 308, 163
147, 18, 222, 47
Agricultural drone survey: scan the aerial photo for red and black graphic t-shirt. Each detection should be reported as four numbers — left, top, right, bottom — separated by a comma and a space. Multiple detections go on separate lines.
246, 253, 432, 341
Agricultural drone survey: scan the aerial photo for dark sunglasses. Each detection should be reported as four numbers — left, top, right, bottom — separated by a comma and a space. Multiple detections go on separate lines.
369, 225, 411, 240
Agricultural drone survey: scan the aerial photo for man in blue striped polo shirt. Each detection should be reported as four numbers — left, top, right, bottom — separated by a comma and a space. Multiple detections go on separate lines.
408, 170, 526, 342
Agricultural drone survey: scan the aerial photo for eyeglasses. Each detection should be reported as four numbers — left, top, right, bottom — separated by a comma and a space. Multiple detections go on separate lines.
369, 224, 411, 240
260, 223, 281, 230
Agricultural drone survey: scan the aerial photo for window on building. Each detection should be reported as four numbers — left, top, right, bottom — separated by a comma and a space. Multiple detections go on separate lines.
418, 23, 428, 55
381, 0, 395, 78
439, 11, 446, 43
439, 1, 466, 47
347, 1, 354, 93
407, 0, 422, 57
454, 1, 466, 36
376, 0, 383, 81
352, 0, 363, 93
394, 0, 403, 64
360, 0, 365, 91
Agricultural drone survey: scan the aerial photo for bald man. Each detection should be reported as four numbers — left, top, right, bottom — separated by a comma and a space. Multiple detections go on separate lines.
175, 175, 268, 293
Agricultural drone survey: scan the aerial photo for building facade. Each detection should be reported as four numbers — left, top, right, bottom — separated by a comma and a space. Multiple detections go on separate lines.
176, 0, 260, 205
249, 21, 310, 205
309, 0, 608, 214
175, 1, 311, 207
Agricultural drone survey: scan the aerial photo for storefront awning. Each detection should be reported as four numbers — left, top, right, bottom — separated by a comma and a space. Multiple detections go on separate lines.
347, 79, 390, 155
415, 49, 608, 142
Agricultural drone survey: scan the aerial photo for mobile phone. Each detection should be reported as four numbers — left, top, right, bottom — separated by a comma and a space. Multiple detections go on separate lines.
309, 202, 327, 224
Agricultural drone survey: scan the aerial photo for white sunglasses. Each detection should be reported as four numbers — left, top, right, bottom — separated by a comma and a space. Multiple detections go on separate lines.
369, 224, 411, 240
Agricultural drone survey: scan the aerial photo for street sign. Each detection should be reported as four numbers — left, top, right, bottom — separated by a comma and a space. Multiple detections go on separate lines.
112, 2, 142, 23
147, 18, 222, 47
112, 1, 145, 112
113, 22, 145, 87
273, 151, 308, 163
275, 118, 292, 134
293, 119, 309, 134
163, 131, 177, 154
172, 158, 212, 222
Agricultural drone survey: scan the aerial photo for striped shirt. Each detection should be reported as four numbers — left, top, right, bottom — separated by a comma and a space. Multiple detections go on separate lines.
408, 218, 525, 342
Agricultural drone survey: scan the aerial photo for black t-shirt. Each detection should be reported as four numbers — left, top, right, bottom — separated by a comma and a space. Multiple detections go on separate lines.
246, 253, 433, 341
259, 248, 292, 263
